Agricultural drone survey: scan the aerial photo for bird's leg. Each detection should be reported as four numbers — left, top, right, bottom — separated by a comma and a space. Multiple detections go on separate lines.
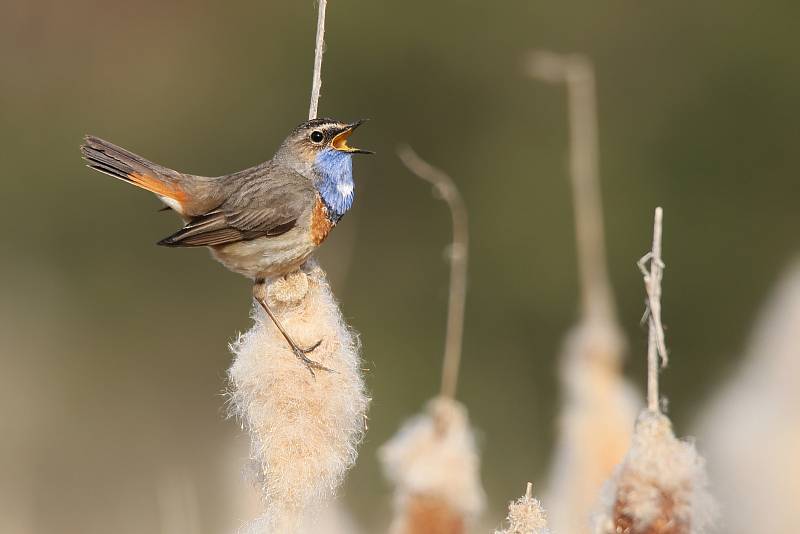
252, 279, 331, 377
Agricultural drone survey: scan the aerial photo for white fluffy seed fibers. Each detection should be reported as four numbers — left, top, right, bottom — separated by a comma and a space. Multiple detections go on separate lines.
380, 397, 486, 534
545, 320, 641, 534
495, 484, 550, 534
593, 411, 715, 534
228, 262, 370, 532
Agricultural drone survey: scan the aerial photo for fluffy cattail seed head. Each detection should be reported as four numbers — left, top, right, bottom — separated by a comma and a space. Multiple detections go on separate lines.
593, 411, 715, 534
495, 483, 550, 534
380, 397, 486, 534
545, 319, 641, 534
228, 262, 370, 532
697, 259, 800, 533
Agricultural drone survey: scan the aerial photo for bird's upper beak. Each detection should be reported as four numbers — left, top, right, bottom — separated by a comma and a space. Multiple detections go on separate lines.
331, 120, 373, 154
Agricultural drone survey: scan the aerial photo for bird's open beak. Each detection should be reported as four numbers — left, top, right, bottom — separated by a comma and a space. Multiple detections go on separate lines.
332, 120, 373, 154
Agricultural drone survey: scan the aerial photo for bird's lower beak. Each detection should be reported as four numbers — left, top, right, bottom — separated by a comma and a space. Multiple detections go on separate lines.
332, 119, 373, 154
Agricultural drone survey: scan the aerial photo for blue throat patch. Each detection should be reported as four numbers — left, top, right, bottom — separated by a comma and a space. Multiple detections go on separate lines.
315, 149, 355, 221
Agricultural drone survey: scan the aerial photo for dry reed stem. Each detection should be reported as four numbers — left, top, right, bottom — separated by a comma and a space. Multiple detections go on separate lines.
384, 150, 477, 532
593, 210, 714, 534
529, 51, 641, 534
380, 397, 485, 534
526, 51, 614, 322
638, 207, 667, 411
228, 262, 369, 533
397, 146, 469, 400
697, 258, 800, 533
494, 483, 550, 534
308, 0, 327, 119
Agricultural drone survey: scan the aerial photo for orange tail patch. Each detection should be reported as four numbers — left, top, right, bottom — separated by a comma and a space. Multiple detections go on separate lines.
127, 172, 187, 202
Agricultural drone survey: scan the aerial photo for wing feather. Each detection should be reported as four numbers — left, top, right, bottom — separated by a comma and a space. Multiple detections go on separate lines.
157, 167, 314, 248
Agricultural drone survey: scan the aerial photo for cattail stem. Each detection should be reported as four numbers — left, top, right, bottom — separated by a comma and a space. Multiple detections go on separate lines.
638, 207, 666, 412
531, 52, 642, 534
594, 210, 715, 533
565, 57, 612, 322
527, 51, 615, 323
646, 316, 660, 413
308, 0, 328, 119
397, 146, 469, 400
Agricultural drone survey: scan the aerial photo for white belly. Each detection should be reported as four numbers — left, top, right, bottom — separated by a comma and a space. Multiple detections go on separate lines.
209, 227, 315, 280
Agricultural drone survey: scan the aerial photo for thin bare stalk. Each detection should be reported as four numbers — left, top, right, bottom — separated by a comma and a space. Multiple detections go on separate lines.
527, 51, 615, 324
308, 0, 328, 120
594, 210, 716, 533
637, 207, 666, 412
397, 145, 469, 400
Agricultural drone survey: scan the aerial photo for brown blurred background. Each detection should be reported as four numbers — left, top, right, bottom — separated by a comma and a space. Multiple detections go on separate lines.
1, 1, 798, 532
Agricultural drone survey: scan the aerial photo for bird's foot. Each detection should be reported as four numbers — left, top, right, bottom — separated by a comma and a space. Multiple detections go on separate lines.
290, 339, 334, 377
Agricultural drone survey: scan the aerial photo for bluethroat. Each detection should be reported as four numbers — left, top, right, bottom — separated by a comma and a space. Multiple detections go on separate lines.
81, 118, 371, 374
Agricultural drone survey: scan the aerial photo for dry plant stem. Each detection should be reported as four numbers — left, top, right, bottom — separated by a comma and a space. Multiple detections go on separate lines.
527, 51, 615, 323
593, 209, 715, 533
308, 0, 328, 119
638, 207, 666, 412
530, 51, 640, 534
397, 146, 469, 400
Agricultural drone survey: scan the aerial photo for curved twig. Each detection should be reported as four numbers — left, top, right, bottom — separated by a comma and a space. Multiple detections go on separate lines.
397, 146, 469, 400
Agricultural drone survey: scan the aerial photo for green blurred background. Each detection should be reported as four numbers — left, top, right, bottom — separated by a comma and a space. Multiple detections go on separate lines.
2, 1, 798, 532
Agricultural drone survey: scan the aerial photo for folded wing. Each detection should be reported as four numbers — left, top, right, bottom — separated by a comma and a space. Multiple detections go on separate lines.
157, 169, 315, 247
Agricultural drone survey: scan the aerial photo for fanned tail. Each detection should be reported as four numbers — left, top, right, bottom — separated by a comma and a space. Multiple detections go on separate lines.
80, 135, 187, 208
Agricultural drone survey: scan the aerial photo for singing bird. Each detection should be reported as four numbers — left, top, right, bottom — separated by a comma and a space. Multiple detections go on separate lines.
81, 118, 370, 373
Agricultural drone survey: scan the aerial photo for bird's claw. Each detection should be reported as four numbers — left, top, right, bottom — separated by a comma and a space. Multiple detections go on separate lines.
291, 339, 334, 377
298, 339, 323, 354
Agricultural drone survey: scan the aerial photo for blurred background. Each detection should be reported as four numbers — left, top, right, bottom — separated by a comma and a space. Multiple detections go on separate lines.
2, 1, 798, 532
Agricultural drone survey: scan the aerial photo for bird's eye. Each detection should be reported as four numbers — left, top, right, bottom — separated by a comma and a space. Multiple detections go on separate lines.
310, 131, 324, 143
